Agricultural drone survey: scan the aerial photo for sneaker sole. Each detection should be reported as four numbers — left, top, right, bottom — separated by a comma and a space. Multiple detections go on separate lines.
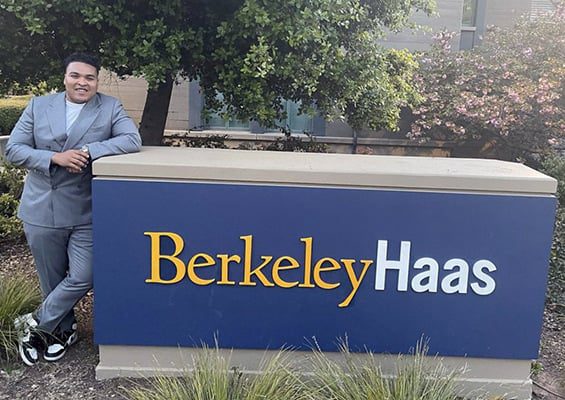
18, 343, 38, 366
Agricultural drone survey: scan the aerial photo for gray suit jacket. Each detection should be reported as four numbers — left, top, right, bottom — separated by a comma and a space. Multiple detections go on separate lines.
6, 92, 142, 228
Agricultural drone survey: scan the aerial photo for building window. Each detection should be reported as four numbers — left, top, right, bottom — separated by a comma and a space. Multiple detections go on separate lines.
269, 100, 315, 134
203, 93, 250, 130
204, 97, 314, 134
189, 81, 324, 135
460, 0, 484, 50
462, 0, 478, 27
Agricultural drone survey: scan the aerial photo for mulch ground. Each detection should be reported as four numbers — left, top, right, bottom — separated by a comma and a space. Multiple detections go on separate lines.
0, 238, 564, 400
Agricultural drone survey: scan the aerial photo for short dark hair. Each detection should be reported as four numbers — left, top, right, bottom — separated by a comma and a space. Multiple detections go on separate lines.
63, 53, 101, 74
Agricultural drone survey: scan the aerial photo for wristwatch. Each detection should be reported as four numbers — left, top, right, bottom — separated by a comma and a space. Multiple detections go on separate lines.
81, 145, 90, 157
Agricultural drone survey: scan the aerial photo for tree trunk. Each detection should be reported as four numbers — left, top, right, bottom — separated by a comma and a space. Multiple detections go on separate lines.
139, 77, 174, 145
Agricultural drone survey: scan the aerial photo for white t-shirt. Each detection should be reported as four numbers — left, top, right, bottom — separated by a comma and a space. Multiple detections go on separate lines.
65, 99, 86, 133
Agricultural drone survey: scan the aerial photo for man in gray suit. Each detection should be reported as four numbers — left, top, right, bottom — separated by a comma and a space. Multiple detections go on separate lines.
6, 53, 142, 365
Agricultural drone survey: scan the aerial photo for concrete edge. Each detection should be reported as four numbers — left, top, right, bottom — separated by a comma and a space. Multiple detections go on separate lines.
92, 148, 558, 195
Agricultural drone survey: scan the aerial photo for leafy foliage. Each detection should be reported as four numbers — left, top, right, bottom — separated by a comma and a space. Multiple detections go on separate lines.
164, 134, 230, 149
410, 6, 565, 165
0, 274, 41, 363
164, 131, 328, 153
0, 6, 64, 95
541, 155, 565, 306
0, 162, 25, 242
0, 96, 28, 135
548, 209, 565, 306
205, 0, 430, 131
251, 133, 328, 153
1, 0, 434, 142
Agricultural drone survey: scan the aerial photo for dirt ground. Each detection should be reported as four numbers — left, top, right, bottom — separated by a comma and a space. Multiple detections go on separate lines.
0, 239, 564, 400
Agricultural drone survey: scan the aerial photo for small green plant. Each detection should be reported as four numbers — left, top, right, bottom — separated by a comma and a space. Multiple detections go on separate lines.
0, 274, 41, 363
530, 361, 544, 378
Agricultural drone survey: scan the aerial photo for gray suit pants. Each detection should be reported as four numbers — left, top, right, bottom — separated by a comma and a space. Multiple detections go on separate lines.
23, 223, 93, 334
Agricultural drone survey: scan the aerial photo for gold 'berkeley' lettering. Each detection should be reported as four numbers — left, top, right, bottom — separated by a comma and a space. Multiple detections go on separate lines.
240, 235, 275, 287
298, 237, 315, 288
145, 231, 499, 308
187, 253, 216, 285
217, 254, 241, 285
313, 257, 341, 289
339, 259, 374, 307
272, 256, 300, 288
144, 232, 186, 284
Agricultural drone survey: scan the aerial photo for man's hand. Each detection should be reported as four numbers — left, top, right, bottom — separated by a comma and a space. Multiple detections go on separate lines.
51, 150, 90, 174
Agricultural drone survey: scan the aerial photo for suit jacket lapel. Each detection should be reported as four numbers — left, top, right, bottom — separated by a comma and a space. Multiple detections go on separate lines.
46, 93, 67, 148
63, 94, 101, 151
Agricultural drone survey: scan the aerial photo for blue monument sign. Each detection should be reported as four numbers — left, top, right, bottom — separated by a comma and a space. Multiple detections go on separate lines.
91, 148, 557, 398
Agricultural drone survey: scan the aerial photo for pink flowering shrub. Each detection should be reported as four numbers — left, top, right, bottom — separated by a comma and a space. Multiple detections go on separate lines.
410, 6, 564, 165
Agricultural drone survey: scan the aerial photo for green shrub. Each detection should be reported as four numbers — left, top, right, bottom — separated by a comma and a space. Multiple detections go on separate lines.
411, 9, 564, 165
0, 193, 18, 216
0, 214, 23, 242
0, 162, 25, 199
164, 134, 230, 149
0, 274, 41, 363
259, 134, 328, 153
548, 211, 565, 306
542, 154, 565, 206
237, 131, 328, 153
0, 96, 29, 136
0, 162, 25, 242
541, 155, 565, 306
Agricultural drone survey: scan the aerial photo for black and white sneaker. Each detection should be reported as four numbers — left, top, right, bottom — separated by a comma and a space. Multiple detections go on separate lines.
43, 324, 78, 362
15, 313, 42, 366
18, 329, 44, 366
14, 312, 39, 335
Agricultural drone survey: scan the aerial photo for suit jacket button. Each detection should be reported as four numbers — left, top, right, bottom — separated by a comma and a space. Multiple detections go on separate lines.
52, 185, 57, 190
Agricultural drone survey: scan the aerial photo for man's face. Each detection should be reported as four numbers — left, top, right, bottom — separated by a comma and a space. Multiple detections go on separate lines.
64, 62, 99, 104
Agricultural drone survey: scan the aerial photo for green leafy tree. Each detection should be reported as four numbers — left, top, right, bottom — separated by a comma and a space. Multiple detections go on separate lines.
1, 0, 197, 143
410, 5, 565, 165
0, 7, 63, 95
1, 0, 434, 144
203, 0, 431, 134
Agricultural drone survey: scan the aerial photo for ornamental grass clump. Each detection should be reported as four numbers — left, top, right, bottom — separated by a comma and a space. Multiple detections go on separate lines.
309, 341, 462, 400
126, 340, 476, 400
0, 274, 41, 363
126, 346, 309, 400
